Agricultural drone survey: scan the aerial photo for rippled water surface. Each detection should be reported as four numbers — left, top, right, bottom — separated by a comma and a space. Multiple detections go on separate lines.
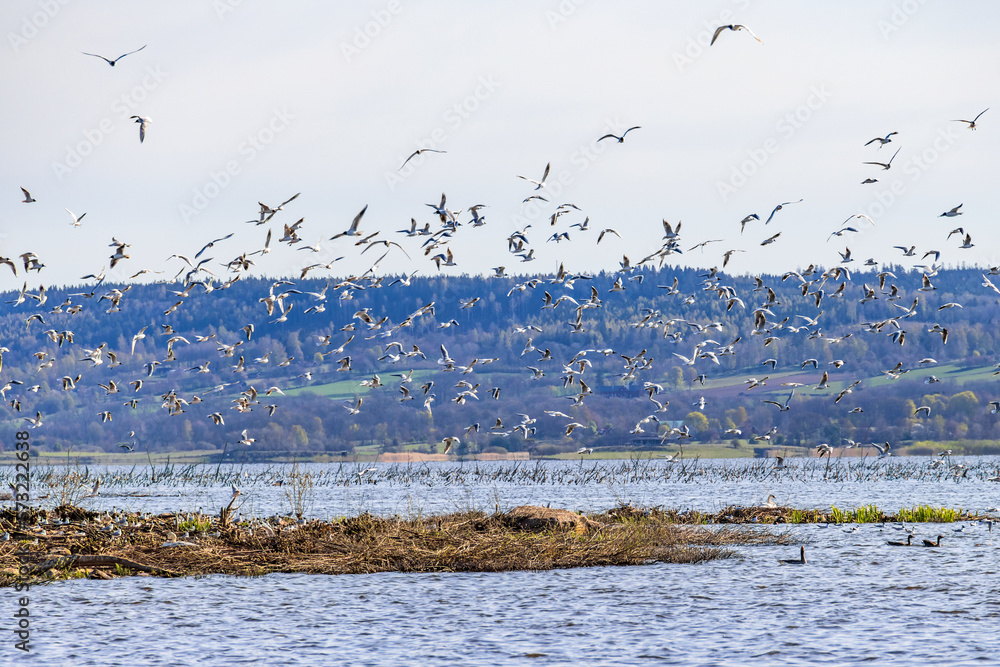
13, 457, 1000, 665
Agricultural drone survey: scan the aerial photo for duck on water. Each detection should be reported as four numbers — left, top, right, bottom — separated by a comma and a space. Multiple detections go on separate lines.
779, 546, 806, 565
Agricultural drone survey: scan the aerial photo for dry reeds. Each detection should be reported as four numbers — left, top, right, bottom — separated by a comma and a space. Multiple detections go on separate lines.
10, 455, 1000, 499
0, 504, 795, 584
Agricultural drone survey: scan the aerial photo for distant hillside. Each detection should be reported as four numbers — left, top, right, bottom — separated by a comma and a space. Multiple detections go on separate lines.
1, 264, 999, 457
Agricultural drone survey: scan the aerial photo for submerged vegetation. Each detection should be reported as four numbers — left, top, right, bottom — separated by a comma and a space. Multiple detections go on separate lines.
4, 454, 999, 502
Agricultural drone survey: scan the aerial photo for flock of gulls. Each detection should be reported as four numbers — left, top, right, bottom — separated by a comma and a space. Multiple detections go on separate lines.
4, 35, 1000, 489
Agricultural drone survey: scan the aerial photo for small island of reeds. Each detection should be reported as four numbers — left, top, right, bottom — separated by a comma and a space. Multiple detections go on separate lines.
0, 502, 988, 584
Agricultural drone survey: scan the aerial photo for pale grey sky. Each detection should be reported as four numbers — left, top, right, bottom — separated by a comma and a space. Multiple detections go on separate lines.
4, 1, 1000, 286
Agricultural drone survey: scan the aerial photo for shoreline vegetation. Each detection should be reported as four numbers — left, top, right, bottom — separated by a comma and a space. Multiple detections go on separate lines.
1, 503, 990, 585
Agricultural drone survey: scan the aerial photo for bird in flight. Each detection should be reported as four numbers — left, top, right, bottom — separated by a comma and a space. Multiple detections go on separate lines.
952, 108, 988, 130
762, 389, 795, 412
131, 116, 151, 143
81, 44, 147, 66
254, 193, 300, 225
20, 187, 35, 203
65, 209, 86, 227
330, 205, 369, 239
398, 148, 446, 171
598, 126, 641, 143
864, 131, 897, 148
863, 146, 901, 170
939, 204, 963, 218
710, 24, 762, 46
597, 228, 621, 245
764, 199, 803, 224
517, 163, 550, 190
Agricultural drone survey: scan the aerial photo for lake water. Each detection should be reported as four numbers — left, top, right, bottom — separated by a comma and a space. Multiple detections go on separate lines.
12, 457, 1000, 665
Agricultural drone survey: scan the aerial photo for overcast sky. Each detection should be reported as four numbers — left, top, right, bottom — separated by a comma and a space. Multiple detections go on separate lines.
4, 1, 1000, 287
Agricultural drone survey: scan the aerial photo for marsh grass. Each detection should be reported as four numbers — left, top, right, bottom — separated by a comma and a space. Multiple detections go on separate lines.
638, 503, 980, 525
281, 463, 314, 520
177, 517, 212, 533
829, 504, 883, 524
896, 505, 962, 523
787, 509, 825, 524
7, 455, 1000, 493
41, 468, 97, 509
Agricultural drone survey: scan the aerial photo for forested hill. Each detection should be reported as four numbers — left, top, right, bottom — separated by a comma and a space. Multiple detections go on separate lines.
1, 263, 998, 457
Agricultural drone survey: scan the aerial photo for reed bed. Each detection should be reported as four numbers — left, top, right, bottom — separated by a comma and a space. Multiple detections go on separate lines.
0, 504, 797, 585
7, 455, 1000, 498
